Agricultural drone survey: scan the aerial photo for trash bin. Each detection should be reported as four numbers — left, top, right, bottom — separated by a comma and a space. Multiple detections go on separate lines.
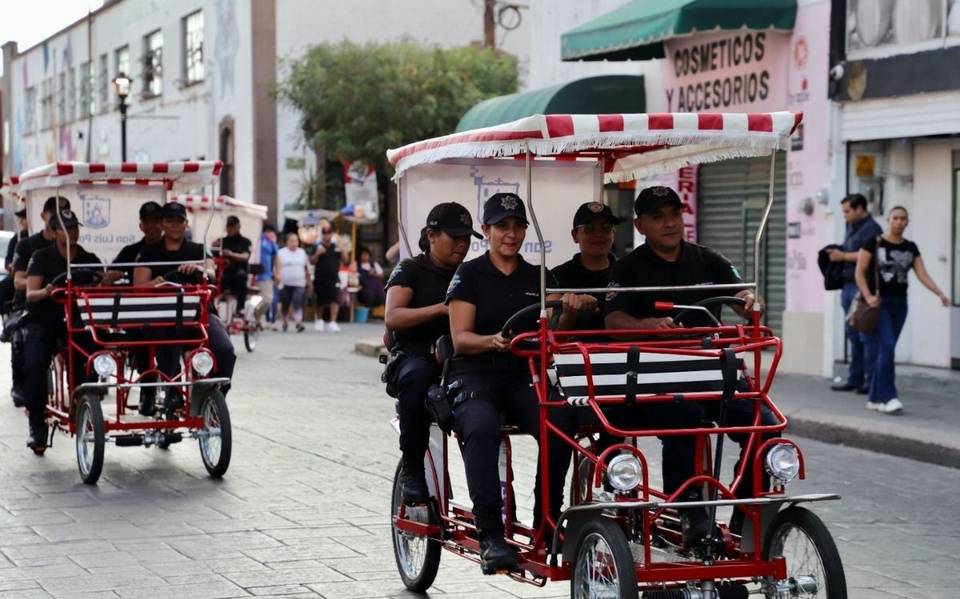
355, 306, 371, 323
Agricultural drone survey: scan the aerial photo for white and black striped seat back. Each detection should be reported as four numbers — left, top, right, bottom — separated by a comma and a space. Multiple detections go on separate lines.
77, 294, 203, 326
552, 351, 744, 403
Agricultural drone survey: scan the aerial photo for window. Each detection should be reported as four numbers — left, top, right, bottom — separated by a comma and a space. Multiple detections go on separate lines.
98, 54, 109, 113
79, 61, 95, 117
40, 78, 53, 130
67, 68, 76, 122
183, 10, 204, 84
24, 87, 37, 134
57, 72, 67, 124
115, 45, 130, 79
847, 0, 957, 58
143, 30, 163, 97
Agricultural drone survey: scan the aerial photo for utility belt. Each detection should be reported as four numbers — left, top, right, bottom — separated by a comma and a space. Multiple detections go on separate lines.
446, 352, 527, 376
391, 339, 435, 357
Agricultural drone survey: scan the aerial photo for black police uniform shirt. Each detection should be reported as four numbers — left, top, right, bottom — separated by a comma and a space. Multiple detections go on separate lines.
114, 238, 149, 283
25, 244, 102, 323
862, 236, 921, 298
220, 234, 252, 276
551, 253, 616, 330
136, 239, 207, 281
313, 241, 341, 285
605, 241, 741, 328
445, 252, 555, 370
4, 230, 26, 269
384, 253, 456, 352
13, 232, 53, 274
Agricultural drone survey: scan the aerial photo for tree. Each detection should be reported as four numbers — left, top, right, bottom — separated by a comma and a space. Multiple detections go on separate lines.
277, 39, 518, 210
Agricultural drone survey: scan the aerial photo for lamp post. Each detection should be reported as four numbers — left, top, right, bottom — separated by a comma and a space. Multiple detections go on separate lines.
111, 73, 132, 161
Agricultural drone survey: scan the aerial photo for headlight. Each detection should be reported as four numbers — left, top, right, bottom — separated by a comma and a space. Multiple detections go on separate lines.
191, 351, 215, 377
765, 443, 800, 483
92, 353, 116, 378
607, 454, 643, 492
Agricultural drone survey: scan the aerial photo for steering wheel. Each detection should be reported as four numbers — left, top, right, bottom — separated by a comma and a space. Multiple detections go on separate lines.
47, 270, 104, 288
501, 300, 563, 351
673, 296, 747, 327
158, 268, 206, 286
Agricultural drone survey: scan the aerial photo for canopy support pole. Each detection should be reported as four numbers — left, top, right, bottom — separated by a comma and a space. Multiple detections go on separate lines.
396, 181, 413, 257
753, 151, 776, 295
524, 145, 546, 316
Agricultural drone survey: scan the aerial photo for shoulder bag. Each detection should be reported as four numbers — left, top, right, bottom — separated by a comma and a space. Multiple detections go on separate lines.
847, 237, 881, 333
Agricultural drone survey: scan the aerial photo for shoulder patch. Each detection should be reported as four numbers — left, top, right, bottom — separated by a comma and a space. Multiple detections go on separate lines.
446, 272, 461, 296
386, 262, 403, 286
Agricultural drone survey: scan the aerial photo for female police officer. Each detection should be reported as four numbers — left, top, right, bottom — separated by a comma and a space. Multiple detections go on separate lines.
446, 192, 595, 574
384, 202, 479, 504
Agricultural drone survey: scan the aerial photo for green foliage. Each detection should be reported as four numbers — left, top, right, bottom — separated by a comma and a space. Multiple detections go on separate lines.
277, 39, 518, 171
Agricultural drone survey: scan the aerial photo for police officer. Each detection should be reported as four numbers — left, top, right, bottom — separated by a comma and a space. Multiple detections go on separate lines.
218, 215, 252, 321
384, 202, 479, 504
1, 202, 28, 309
446, 192, 593, 574
133, 202, 236, 414
114, 201, 164, 282
9, 196, 70, 407
604, 186, 774, 545
22, 207, 118, 453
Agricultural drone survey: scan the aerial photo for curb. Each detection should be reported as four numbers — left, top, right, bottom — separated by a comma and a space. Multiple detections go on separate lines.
787, 416, 960, 470
355, 339, 387, 359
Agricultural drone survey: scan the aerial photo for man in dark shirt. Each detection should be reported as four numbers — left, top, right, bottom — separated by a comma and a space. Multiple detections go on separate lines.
134, 202, 236, 415
310, 220, 342, 332
9, 196, 70, 407
113, 201, 163, 283
605, 186, 770, 547
0, 204, 28, 314
828, 193, 882, 393
218, 215, 252, 322
22, 207, 115, 453
551, 201, 619, 330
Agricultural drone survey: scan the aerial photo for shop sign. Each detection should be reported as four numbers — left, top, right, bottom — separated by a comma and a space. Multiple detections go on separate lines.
854, 154, 876, 178
663, 30, 789, 112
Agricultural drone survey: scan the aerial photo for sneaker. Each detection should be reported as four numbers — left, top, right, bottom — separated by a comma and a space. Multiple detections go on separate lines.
878, 398, 904, 414
327, 321, 341, 333
865, 401, 882, 411
830, 383, 858, 392
295, 323, 305, 333
314, 320, 325, 332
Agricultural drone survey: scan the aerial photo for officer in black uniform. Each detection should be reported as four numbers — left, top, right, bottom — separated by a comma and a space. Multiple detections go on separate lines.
218, 215, 252, 320
1, 203, 28, 311
604, 186, 775, 545
22, 207, 117, 453
446, 192, 594, 574
133, 202, 236, 414
113, 201, 164, 282
384, 202, 479, 504
9, 196, 70, 407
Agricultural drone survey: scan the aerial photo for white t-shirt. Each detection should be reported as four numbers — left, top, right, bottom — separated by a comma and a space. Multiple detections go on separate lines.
278, 247, 308, 288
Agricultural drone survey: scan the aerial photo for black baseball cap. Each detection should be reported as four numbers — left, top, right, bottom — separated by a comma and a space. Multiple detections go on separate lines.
482, 192, 528, 226
634, 186, 683, 217
425, 202, 481, 239
42, 196, 70, 214
48, 207, 81, 230
139, 201, 162, 219
226, 215, 241, 227
573, 202, 620, 228
161, 202, 188, 220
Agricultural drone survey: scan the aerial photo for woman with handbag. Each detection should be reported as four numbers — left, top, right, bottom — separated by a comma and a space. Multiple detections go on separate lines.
855, 206, 949, 414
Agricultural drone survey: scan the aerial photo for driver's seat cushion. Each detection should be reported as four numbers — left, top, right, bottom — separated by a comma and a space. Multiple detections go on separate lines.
551, 351, 745, 405
76, 292, 202, 327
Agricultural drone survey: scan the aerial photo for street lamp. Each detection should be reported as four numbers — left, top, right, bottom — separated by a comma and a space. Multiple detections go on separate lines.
112, 73, 133, 161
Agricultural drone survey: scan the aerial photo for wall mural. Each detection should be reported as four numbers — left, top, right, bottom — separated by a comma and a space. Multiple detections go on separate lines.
215, 0, 239, 99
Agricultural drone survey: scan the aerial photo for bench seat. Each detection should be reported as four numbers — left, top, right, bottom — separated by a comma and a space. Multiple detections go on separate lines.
77, 293, 203, 327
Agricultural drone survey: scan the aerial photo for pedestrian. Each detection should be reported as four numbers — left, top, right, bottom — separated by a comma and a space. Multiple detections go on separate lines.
277, 232, 310, 332
353, 246, 385, 308
310, 220, 342, 332
257, 223, 280, 327
855, 206, 948, 414
829, 193, 882, 394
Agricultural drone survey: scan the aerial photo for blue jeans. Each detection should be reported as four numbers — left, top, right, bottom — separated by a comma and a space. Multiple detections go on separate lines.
869, 296, 908, 404
841, 283, 877, 389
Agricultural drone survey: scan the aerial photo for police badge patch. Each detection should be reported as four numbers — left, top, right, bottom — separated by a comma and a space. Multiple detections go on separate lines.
605, 281, 621, 303
651, 186, 671, 197
446, 272, 461, 296
588, 202, 603, 213
500, 195, 519, 211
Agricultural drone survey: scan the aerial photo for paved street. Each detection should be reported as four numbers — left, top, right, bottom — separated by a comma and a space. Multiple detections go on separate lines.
0, 324, 957, 598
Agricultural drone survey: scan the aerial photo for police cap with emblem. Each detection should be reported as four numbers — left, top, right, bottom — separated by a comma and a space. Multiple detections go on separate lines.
426, 202, 481, 239
572, 201, 620, 228
161, 202, 188, 220
42, 196, 71, 215
48, 207, 81, 230
482, 192, 528, 226
634, 186, 683, 217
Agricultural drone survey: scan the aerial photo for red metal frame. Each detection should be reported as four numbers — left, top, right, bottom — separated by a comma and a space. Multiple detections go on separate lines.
393, 310, 811, 591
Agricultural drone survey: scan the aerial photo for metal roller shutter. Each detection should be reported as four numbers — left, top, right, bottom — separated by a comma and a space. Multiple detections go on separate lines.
697, 153, 787, 333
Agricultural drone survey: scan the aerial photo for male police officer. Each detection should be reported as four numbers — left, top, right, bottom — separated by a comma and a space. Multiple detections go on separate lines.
133, 202, 236, 414
604, 186, 773, 547
114, 201, 164, 282
218, 215, 252, 321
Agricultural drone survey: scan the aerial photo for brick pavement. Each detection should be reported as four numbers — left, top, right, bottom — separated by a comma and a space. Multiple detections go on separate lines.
0, 323, 955, 598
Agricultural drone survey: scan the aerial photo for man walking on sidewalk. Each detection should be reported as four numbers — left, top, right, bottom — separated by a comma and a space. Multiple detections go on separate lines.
828, 193, 882, 394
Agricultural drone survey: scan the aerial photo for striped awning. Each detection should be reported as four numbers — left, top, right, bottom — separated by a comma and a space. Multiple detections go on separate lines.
14, 161, 223, 192
387, 112, 801, 182
168, 194, 268, 219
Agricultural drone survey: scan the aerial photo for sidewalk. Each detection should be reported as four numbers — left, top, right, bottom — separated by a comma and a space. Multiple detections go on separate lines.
356, 336, 960, 468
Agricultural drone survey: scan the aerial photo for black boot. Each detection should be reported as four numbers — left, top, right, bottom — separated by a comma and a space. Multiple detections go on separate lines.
139, 388, 156, 416
11, 386, 26, 408
26, 414, 48, 455
477, 510, 518, 575
399, 456, 429, 505
679, 490, 715, 549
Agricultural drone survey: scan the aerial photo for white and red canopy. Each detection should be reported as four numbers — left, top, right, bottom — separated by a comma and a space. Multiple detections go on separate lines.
14, 161, 223, 192
387, 112, 802, 182
168, 194, 268, 220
